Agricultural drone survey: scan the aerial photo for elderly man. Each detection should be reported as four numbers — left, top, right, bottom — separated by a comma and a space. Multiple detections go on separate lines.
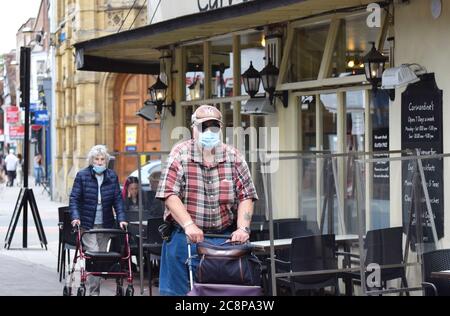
69, 145, 127, 296
156, 105, 258, 296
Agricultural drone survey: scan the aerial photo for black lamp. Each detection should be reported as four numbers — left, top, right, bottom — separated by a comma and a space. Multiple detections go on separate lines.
242, 61, 261, 98
363, 42, 388, 91
148, 75, 175, 116
260, 58, 279, 103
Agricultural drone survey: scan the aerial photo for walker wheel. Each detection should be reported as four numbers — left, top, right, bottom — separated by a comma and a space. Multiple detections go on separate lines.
63, 286, 71, 296
116, 286, 124, 296
77, 286, 86, 296
125, 286, 134, 296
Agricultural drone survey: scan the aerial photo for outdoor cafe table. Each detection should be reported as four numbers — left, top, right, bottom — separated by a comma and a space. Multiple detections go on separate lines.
251, 234, 360, 295
431, 270, 450, 280
251, 234, 360, 252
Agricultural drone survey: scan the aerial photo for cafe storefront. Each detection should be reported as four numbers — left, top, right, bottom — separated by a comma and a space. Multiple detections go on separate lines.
74, 0, 450, 294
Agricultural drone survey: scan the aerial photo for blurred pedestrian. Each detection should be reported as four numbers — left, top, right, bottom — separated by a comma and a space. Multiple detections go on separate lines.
5, 149, 18, 187
34, 153, 44, 186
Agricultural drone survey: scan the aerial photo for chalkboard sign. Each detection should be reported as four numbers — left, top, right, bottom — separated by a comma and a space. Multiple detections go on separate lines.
373, 127, 389, 200
401, 73, 444, 244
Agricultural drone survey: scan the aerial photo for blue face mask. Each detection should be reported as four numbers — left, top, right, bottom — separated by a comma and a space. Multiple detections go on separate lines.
93, 165, 106, 174
199, 130, 221, 149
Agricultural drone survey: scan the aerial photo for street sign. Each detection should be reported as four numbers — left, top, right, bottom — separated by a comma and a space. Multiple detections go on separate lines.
34, 110, 49, 126
9, 125, 25, 139
6, 106, 19, 123
30, 103, 38, 111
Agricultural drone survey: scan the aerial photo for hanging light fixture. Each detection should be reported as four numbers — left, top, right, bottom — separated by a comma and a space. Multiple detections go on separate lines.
260, 58, 279, 103
242, 61, 261, 98
363, 42, 388, 91
147, 75, 175, 116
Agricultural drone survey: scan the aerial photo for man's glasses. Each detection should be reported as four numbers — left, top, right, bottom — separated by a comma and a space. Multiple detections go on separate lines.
201, 120, 221, 132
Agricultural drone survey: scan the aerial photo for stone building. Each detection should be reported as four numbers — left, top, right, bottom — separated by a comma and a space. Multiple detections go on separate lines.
53, 0, 159, 201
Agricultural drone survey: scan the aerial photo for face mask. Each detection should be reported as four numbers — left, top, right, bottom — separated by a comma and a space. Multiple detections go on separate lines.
199, 130, 221, 149
93, 165, 106, 174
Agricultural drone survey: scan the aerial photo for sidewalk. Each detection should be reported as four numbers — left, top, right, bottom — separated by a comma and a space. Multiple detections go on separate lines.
0, 182, 157, 296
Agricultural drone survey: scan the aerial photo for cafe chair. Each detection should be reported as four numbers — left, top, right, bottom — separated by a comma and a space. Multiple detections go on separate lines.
422, 249, 450, 296
339, 226, 409, 295
142, 217, 164, 296
274, 234, 339, 296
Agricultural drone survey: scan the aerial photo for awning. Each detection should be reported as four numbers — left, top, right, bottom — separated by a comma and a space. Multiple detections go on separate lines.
75, 0, 374, 74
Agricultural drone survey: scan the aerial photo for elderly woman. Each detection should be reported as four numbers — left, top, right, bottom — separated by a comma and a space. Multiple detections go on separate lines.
69, 145, 127, 296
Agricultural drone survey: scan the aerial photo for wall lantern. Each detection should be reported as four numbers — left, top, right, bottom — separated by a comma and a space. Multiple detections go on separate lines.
242, 61, 261, 98
363, 41, 388, 91
148, 75, 176, 116
260, 58, 288, 108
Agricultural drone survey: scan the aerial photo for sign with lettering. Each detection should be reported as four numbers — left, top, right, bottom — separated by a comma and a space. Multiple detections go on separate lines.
9, 125, 25, 139
33, 110, 49, 126
373, 127, 390, 199
148, 0, 254, 24
6, 106, 19, 123
401, 73, 443, 244
125, 126, 138, 146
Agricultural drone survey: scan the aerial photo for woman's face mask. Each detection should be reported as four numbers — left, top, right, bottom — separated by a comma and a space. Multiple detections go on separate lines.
93, 155, 107, 174
93, 165, 106, 174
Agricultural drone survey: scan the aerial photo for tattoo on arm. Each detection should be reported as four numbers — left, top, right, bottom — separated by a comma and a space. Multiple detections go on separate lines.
244, 212, 252, 221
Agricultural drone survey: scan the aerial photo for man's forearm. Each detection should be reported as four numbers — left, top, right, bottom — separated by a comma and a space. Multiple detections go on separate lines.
237, 199, 254, 229
165, 195, 193, 227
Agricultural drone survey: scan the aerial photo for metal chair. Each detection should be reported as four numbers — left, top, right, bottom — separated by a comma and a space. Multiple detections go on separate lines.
422, 249, 450, 296
142, 217, 164, 296
340, 226, 409, 295
274, 234, 339, 295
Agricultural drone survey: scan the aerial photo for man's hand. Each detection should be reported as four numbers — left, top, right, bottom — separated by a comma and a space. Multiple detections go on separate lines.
185, 224, 204, 244
71, 219, 80, 227
120, 222, 128, 230
231, 229, 250, 243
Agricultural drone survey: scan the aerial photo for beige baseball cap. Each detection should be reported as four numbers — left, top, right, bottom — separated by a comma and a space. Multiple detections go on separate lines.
191, 105, 223, 125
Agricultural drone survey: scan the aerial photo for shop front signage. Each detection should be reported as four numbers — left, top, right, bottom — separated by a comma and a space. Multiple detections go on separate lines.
9, 125, 25, 139
401, 73, 444, 245
6, 107, 19, 123
148, 0, 254, 24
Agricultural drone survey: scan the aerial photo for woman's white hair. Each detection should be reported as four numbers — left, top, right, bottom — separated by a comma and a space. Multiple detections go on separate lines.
87, 145, 110, 166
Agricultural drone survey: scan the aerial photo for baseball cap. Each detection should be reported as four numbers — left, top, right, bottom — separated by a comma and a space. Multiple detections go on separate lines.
191, 105, 223, 126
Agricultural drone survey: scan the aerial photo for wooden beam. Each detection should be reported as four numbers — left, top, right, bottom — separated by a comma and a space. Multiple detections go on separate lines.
316, 95, 324, 225
364, 89, 372, 231
377, 6, 390, 51
233, 34, 242, 148
180, 95, 249, 107
318, 17, 343, 80
203, 41, 212, 99
278, 74, 367, 91
277, 23, 294, 87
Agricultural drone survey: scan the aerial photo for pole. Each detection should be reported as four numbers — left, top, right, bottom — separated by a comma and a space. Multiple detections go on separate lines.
21, 46, 31, 248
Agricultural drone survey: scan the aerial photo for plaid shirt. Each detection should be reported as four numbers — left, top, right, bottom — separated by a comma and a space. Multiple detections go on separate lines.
156, 140, 258, 231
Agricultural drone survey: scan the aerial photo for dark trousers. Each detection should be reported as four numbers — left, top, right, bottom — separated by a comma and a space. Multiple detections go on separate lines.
7, 171, 16, 187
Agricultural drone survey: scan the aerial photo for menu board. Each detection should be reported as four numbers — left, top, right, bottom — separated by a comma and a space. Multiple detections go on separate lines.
401, 73, 444, 244
373, 127, 390, 200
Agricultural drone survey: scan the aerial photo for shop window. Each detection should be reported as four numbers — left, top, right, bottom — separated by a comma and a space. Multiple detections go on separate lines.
330, 13, 392, 79
289, 22, 329, 82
